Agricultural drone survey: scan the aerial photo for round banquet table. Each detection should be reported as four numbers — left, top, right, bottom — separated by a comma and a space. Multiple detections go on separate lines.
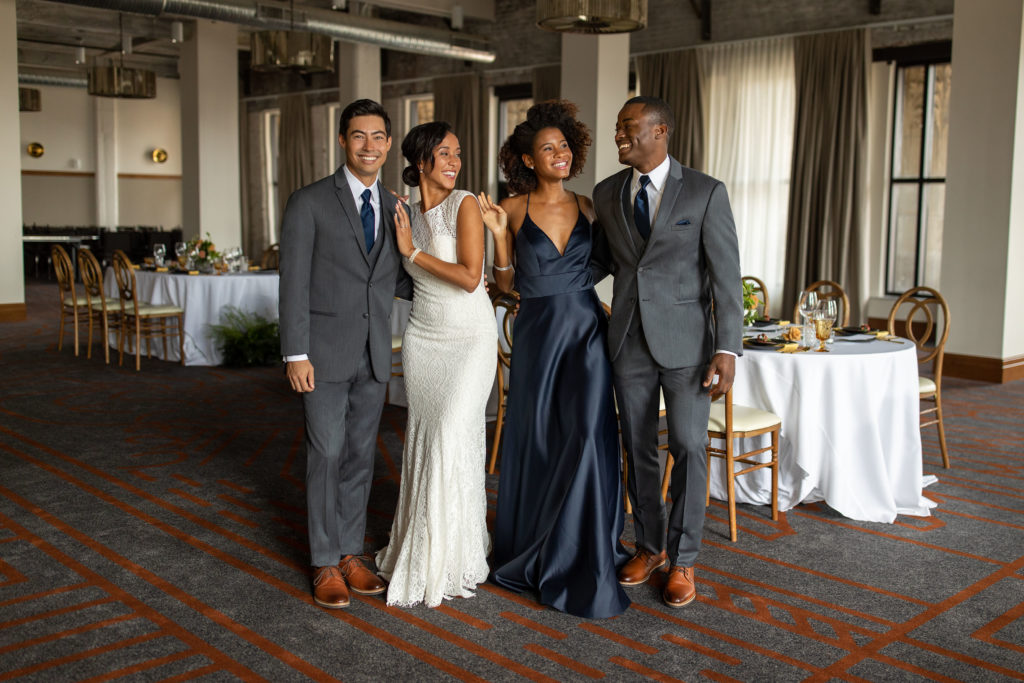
103, 268, 279, 366
708, 331, 937, 523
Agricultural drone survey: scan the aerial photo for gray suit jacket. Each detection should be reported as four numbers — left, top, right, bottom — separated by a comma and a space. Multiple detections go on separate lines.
279, 166, 413, 383
591, 157, 742, 368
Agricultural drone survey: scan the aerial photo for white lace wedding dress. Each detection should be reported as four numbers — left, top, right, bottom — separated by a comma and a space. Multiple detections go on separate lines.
376, 190, 497, 607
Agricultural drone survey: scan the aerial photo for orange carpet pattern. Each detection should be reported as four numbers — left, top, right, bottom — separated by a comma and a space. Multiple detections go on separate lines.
1, 283, 1022, 681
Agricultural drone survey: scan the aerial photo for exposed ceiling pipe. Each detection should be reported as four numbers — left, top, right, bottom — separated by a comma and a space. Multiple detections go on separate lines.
43, 0, 496, 63
19, 72, 89, 88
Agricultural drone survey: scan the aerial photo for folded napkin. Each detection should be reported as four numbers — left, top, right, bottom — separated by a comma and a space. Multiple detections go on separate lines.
776, 320, 791, 326
875, 331, 890, 339
248, 265, 262, 271
779, 343, 800, 353
187, 270, 200, 275
156, 266, 169, 272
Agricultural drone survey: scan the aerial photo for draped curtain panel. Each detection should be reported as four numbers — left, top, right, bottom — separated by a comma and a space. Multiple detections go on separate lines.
635, 50, 706, 171
277, 93, 314, 237
701, 36, 795, 310
433, 74, 486, 194
241, 107, 270, 260
783, 29, 868, 322
532, 65, 562, 104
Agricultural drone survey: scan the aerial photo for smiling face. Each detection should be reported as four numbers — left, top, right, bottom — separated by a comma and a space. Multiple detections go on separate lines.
614, 102, 667, 173
339, 114, 392, 185
524, 127, 572, 182
421, 132, 462, 191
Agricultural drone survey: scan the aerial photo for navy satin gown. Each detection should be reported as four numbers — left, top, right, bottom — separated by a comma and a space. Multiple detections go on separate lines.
490, 199, 630, 619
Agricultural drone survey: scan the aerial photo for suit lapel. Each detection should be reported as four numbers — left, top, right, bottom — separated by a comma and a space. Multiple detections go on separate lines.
334, 166, 372, 267
646, 158, 684, 251
611, 170, 641, 261
370, 180, 397, 274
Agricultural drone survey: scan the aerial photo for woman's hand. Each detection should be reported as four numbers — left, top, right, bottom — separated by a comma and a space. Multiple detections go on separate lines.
395, 201, 414, 257
478, 192, 508, 240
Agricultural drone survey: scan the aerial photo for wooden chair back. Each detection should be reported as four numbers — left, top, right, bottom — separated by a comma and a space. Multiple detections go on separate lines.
887, 286, 950, 384
77, 248, 105, 301
742, 275, 770, 319
111, 250, 140, 317
794, 279, 850, 327
488, 291, 519, 473
52, 244, 76, 303
261, 243, 280, 270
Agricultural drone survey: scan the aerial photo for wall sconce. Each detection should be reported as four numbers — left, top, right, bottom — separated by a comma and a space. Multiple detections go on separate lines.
27, 142, 45, 158
151, 148, 168, 163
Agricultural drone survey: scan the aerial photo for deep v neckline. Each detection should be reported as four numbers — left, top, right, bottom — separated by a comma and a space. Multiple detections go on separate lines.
523, 193, 584, 258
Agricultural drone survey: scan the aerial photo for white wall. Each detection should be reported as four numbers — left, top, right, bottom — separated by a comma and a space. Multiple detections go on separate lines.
0, 0, 24, 310
118, 78, 182, 176
19, 85, 95, 172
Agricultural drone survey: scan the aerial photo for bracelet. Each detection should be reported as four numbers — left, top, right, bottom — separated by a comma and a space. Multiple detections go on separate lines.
493, 262, 513, 272
407, 247, 421, 264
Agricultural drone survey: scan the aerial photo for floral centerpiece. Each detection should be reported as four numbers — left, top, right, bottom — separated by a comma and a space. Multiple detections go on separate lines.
742, 280, 761, 326
187, 233, 220, 272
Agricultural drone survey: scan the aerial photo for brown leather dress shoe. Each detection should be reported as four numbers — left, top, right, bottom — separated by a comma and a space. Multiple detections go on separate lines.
663, 566, 697, 608
618, 548, 669, 586
339, 555, 387, 595
312, 566, 349, 609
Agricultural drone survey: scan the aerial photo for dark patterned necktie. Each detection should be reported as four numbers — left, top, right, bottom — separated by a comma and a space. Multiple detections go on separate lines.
360, 188, 375, 252
634, 175, 652, 241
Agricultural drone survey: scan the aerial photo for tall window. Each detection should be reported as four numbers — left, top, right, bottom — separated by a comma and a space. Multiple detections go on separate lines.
407, 95, 434, 128
887, 61, 951, 294
495, 85, 533, 198
264, 109, 280, 243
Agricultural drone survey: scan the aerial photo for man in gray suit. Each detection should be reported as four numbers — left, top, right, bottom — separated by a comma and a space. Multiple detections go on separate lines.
279, 99, 413, 609
591, 96, 742, 608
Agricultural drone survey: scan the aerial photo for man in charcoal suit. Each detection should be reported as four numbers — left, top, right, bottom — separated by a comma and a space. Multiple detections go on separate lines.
591, 96, 743, 608
279, 99, 413, 609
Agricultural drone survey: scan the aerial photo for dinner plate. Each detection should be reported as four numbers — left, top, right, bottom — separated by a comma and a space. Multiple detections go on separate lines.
744, 338, 783, 348
836, 326, 875, 336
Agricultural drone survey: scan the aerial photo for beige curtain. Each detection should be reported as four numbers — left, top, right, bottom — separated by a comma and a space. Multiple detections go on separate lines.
635, 50, 706, 170
433, 74, 486, 194
277, 94, 314, 233
241, 107, 269, 259
532, 65, 561, 103
782, 30, 868, 322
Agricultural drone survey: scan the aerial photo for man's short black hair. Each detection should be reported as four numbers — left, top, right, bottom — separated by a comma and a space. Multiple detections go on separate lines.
339, 99, 391, 138
623, 95, 674, 138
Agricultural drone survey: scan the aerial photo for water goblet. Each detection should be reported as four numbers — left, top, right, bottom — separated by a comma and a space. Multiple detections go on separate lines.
798, 291, 818, 348
174, 241, 187, 267
153, 243, 166, 267
814, 315, 833, 352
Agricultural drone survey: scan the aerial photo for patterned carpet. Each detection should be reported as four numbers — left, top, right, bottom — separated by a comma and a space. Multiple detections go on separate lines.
1, 283, 1022, 682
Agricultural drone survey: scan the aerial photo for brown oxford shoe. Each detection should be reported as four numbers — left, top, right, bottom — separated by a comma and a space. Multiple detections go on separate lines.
618, 548, 668, 586
663, 566, 697, 608
339, 555, 387, 595
312, 566, 350, 609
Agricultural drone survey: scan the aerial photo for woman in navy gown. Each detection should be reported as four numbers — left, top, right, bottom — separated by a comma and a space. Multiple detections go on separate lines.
480, 100, 630, 618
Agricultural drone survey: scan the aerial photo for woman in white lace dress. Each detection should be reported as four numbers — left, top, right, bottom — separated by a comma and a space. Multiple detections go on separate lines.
375, 122, 497, 607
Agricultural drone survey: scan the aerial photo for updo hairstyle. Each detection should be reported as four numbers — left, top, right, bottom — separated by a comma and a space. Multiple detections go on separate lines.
498, 99, 591, 195
401, 121, 454, 187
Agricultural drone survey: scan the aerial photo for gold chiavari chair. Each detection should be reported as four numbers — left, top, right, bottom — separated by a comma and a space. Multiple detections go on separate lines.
887, 286, 952, 469
77, 248, 121, 363
111, 250, 185, 371
51, 244, 89, 356
706, 388, 781, 542
742, 275, 770, 319
488, 292, 518, 474
261, 243, 280, 270
794, 279, 850, 327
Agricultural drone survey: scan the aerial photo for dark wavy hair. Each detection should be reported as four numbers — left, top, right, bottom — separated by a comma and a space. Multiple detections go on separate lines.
401, 121, 454, 187
498, 100, 591, 195
338, 99, 391, 138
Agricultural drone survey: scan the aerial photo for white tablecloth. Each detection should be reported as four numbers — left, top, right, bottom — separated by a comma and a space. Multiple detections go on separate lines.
103, 268, 280, 366
708, 333, 936, 523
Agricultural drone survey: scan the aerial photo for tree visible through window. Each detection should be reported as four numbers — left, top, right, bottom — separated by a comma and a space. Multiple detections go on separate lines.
887, 61, 951, 294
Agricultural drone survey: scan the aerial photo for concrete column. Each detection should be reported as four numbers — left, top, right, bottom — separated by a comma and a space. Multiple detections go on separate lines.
180, 19, 242, 250
560, 32, 630, 303
942, 0, 1024, 381
337, 42, 381, 106
94, 97, 118, 228
0, 0, 25, 318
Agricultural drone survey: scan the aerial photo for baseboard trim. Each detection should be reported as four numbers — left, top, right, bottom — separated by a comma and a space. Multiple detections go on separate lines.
943, 353, 1024, 383
0, 303, 27, 322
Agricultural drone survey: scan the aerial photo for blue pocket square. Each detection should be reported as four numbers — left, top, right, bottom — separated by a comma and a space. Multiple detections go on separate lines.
676, 219, 691, 226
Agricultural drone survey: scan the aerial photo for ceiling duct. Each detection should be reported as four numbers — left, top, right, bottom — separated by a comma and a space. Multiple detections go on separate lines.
20, 73, 90, 88
46, 0, 496, 63
536, 0, 647, 33
19, 87, 42, 111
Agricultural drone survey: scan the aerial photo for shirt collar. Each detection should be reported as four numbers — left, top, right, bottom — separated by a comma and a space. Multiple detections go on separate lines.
343, 165, 379, 202
632, 156, 671, 192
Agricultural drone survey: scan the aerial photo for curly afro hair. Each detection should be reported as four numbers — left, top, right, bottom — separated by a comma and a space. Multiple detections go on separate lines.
498, 99, 592, 195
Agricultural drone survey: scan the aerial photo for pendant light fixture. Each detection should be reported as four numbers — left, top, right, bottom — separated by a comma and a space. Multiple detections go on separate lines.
536, 0, 647, 33
88, 13, 157, 98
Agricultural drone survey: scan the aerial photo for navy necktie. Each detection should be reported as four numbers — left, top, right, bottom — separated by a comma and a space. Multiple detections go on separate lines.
634, 175, 652, 241
360, 188, 375, 253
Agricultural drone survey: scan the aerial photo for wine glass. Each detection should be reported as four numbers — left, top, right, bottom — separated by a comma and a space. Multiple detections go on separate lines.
174, 241, 187, 267
153, 243, 166, 267
813, 314, 833, 352
798, 291, 818, 348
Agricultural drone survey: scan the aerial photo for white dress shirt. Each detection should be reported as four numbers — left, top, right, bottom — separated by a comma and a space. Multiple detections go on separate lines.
631, 156, 735, 360
285, 167, 381, 363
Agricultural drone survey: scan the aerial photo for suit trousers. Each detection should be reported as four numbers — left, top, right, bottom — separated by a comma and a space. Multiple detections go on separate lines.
303, 343, 387, 566
612, 319, 711, 568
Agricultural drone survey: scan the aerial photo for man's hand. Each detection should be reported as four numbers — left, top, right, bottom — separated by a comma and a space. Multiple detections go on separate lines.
286, 359, 315, 393
703, 353, 735, 400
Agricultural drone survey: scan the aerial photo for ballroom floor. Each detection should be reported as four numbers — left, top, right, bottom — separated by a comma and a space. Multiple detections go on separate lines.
1, 283, 1022, 681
